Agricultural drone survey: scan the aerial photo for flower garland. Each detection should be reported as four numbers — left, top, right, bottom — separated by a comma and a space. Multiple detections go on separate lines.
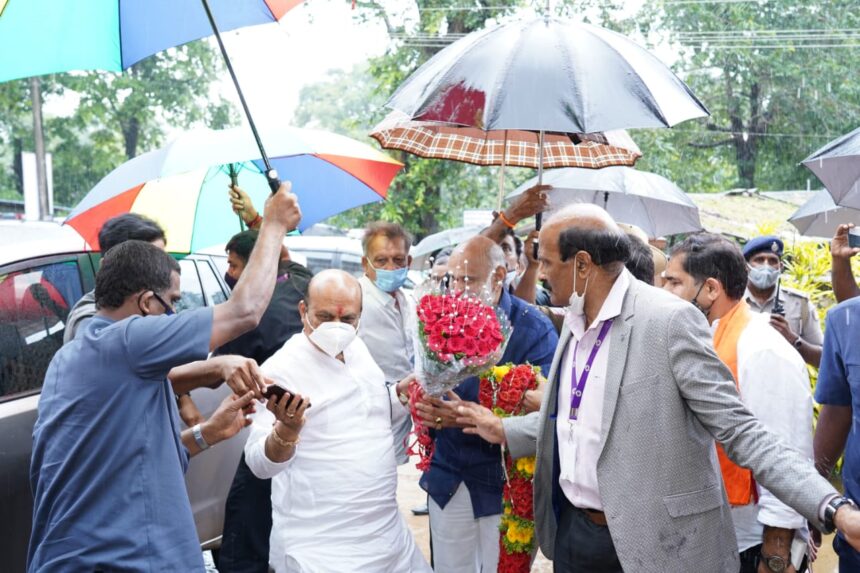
479, 363, 542, 573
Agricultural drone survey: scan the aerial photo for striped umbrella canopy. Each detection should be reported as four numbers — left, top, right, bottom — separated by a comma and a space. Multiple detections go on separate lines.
0, 0, 301, 82
65, 124, 403, 252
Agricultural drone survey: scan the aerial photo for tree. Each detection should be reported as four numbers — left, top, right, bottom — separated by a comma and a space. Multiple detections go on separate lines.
291, 0, 526, 239
59, 41, 236, 160
0, 41, 237, 208
645, 0, 860, 190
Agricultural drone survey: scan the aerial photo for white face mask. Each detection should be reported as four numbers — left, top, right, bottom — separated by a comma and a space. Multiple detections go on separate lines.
504, 270, 519, 289
305, 315, 357, 358
567, 265, 590, 318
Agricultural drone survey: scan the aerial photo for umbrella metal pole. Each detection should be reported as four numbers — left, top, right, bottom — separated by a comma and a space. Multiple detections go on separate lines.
497, 130, 508, 212
200, 0, 281, 193
534, 130, 545, 259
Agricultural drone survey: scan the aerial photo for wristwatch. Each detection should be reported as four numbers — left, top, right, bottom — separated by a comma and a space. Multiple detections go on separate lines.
823, 495, 857, 534
793, 337, 804, 349
760, 554, 787, 573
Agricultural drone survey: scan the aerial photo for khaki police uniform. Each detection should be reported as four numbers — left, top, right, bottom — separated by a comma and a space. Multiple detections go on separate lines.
744, 285, 823, 346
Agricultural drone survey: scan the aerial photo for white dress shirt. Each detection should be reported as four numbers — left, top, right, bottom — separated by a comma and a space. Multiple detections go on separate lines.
557, 271, 630, 511
358, 275, 414, 381
719, 312, 813, 553
244, 333, 430, 573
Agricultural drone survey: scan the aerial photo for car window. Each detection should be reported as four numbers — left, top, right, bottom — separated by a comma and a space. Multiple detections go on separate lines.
292, 250, 338, 275
209, 254, 229, 287
198, 261, 228, 306
176, 259, 205, 313
339, 253, 364, 277
0, 258, 83, 400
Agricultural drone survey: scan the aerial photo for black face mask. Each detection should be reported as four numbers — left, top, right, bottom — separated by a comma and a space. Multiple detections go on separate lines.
690, 282, 713, 318
224, 273, 238, 290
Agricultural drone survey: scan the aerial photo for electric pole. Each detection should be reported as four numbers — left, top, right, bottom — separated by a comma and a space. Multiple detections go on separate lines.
30, 76, 50, 220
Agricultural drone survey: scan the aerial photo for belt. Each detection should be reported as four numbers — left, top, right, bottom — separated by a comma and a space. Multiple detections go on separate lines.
577, 506, 608, 526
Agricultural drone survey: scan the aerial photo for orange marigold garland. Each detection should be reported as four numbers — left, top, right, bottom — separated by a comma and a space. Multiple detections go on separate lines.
479, 363, 542, 573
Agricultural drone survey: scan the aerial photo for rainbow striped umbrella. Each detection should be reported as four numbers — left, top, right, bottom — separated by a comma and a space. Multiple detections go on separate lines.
0, 0, 301, 82
65, 125, 403, 252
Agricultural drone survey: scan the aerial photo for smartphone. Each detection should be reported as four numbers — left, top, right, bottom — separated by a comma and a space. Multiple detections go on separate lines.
849, 227, 860, 248
262, 385, 311, 409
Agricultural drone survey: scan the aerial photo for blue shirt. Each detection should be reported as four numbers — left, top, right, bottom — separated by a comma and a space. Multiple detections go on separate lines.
421, 291, 558, 518
28, 308, 213, 572
816, 297, 860, 567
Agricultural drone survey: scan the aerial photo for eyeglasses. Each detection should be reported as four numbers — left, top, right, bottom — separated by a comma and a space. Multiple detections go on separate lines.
152, 292, 175, 316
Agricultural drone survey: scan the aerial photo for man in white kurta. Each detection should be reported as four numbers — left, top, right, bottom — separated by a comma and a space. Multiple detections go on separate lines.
244, 270, 430, 573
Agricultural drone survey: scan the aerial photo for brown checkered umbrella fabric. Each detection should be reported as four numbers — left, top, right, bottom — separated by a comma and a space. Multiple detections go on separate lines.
370, 117, 641, 169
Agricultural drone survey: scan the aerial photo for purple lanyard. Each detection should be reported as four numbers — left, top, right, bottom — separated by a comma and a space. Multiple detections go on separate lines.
568, 318, 614, 421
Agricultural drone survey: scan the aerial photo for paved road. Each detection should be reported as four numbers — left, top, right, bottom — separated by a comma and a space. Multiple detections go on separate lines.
203, 462, 841, 571
395, 463, 839, 573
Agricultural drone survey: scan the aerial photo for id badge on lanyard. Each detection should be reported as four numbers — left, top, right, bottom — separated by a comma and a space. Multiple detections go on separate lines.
567, 318, 613, 440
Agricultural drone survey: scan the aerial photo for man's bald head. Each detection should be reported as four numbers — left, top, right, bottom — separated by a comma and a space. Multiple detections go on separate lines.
447, 236, 507, 301
301, 269, 362, 331
544, 204, 620, 234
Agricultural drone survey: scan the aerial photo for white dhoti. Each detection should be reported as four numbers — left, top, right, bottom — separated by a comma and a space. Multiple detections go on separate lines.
429, 483, 501, 573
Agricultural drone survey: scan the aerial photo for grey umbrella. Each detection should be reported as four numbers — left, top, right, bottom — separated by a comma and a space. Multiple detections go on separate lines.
386, 17, 709, 134
788, 189, 860, 238
385, 15, 708, 245
802, 126, 860, 208
410, 225, 484, 270
509, 166, 702, 238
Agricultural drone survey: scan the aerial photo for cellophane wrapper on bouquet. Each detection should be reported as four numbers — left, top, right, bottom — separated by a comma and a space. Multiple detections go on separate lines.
412, 282, 512, 397
406, 281, 513, 471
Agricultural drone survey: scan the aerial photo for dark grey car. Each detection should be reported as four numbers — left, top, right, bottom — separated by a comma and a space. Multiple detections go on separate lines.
0, 244, 245, 572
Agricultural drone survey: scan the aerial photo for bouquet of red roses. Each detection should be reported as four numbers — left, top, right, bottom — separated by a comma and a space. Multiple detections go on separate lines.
479, 363, 542, 573
415, 291, 509, 391
406, 283, 512, 470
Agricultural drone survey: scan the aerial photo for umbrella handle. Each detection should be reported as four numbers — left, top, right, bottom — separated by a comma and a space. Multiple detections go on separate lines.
265, 170, 282, 194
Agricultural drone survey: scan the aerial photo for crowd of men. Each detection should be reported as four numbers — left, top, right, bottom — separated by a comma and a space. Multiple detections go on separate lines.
23, 181, 860, 573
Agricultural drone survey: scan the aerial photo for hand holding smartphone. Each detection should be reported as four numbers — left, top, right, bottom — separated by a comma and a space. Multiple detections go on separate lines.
849, 226, 860, 249
263, 385, 311, 409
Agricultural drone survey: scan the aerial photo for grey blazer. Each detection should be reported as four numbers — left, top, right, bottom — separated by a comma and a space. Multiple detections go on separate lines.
503, 276, 836, 571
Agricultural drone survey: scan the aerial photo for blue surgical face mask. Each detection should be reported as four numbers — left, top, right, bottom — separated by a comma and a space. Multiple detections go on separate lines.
371, 264, 408, 293
748, 265, 780, 290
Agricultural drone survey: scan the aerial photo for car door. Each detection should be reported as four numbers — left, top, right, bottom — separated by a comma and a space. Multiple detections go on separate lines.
0, 253, 89, 573
181, 256, 247, 549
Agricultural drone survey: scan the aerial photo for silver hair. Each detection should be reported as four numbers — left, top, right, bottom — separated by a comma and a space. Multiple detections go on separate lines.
486, 241, 507, 271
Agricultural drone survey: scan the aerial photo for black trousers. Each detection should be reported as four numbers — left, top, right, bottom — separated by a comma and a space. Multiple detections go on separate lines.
554, 500, 623, 573
218, 453, 273, 573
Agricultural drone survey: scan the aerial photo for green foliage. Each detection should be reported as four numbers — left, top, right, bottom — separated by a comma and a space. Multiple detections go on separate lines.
0, 42, 236, 209
645, 0, 860, 190
294, 0, 527, 238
